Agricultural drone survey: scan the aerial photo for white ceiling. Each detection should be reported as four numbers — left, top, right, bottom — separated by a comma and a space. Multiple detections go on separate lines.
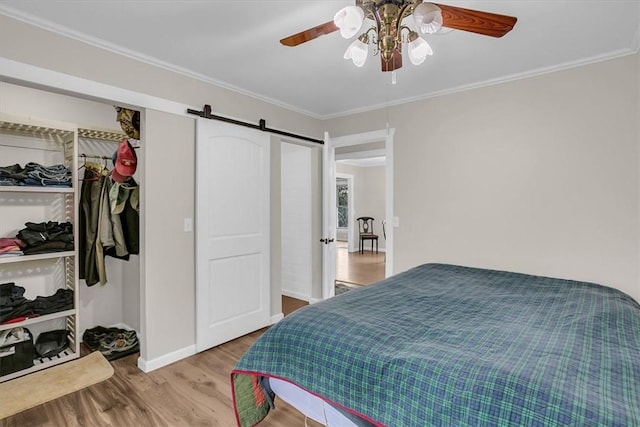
1, 1, 639, 119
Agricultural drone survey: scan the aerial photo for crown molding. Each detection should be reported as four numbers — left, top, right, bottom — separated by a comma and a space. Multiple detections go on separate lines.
632, 18, 640, 53
322, 48, 639, 120
0, 6, 323, 120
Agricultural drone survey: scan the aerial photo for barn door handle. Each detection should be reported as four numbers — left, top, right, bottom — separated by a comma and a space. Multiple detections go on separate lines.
319, 238, 335, 245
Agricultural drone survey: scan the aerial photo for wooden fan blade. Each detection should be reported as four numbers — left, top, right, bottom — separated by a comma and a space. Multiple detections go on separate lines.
381, 50, 403, 72
280, 21, 339, 46
433, 3, 517, 38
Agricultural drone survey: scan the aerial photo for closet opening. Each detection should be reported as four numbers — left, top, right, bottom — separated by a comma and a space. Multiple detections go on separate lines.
0, 81, 144, 377
77, 122, 141, 362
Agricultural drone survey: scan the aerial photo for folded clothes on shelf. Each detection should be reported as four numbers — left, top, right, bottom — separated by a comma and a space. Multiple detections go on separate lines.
0, 282, 73, 324
0, 282, 28, 321
15, 221, 74, 255
0, 162, 72, 187
0, 237, 24, 258
0, 164, 24, 186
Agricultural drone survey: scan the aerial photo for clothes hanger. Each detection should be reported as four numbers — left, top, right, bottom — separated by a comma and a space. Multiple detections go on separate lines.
77, 154, 87, 171
78, 155, 103, 181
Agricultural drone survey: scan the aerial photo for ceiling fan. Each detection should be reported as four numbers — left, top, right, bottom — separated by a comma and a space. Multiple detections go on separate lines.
280, 0, 517, 72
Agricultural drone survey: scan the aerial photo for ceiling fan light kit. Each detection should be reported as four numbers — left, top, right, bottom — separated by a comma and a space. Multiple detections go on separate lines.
334, 5, 365, 38
413, 2, 444, 34
335, 0, 435, 69
406, 30, 433, 65
344, 35, 370, 67
281, 0, 517, 73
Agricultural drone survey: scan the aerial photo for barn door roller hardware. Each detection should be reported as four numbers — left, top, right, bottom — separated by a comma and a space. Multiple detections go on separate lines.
187, 104, 324, 145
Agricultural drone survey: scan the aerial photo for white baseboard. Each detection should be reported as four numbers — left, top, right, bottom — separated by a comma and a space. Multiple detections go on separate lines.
282, 289, 312, 302
135, 312, 284, 373
137, 344, 196, 373
308, 297, 323, 304
271, 313, 284, 324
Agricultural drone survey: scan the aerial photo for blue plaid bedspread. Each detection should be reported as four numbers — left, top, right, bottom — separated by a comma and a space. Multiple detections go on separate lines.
231, 264, 640, 426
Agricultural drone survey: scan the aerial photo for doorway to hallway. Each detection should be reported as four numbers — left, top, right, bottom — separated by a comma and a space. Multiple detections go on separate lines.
322, 128, 394, 300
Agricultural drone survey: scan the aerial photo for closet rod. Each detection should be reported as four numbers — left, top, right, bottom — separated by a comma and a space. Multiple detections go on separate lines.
79, 153, 111, 161
187, 104, 324, 145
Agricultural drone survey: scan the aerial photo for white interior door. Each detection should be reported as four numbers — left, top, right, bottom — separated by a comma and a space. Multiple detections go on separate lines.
196, 119, 270, 352
281, 142, 312, 301
321, 132, 337, 299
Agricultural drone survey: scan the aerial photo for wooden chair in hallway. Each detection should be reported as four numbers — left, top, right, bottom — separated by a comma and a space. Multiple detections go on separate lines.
357, 216, 378, 254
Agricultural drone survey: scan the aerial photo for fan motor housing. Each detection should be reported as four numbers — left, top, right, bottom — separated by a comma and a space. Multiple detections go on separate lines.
357, 0, 420, 7
357, 0, 421, 21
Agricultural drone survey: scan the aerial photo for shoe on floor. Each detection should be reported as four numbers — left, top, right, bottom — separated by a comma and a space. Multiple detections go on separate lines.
98, 330, 138, 355
83, 326, 138, 354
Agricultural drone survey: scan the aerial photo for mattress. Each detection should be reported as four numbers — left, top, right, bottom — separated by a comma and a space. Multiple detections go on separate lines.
268, 377, 359, 426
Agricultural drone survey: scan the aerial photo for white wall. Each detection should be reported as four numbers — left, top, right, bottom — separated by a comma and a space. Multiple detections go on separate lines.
326, 54, 640, 303
336, 163, 386, 251
281, 142, 312, 300
142, 109, 195, 360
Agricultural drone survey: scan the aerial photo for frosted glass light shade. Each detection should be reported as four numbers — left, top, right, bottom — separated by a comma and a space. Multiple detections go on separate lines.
344, 38, 368, 67
413, 2, 443, 34
334, 6, 365, 39
407, 36, 433, 65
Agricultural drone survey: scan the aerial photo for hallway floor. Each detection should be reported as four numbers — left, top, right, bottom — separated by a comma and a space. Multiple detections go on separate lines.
335, 240, 385, 285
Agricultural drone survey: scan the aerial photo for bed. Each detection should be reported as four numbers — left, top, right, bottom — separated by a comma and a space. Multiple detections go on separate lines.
231, 263, 640, 426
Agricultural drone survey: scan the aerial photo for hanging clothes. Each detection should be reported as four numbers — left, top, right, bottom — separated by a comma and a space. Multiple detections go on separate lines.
108, 179, 139, 255
78, 160, 140, 287
100, 177, 129, 259
79, 162, 107, 286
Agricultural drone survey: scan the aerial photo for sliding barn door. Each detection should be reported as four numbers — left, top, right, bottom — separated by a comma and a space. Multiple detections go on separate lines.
196, 119, 270, 352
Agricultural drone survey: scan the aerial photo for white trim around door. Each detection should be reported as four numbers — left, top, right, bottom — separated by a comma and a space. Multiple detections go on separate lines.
322, 128, 394, 300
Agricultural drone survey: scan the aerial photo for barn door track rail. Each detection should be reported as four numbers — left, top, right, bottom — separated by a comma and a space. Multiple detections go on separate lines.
187, 104, 324, 145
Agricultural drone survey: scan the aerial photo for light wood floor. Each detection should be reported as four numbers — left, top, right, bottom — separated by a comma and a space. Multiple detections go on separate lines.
0, 247, 379, 426
0, 297, 318, 427
335, 240, 385, 285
